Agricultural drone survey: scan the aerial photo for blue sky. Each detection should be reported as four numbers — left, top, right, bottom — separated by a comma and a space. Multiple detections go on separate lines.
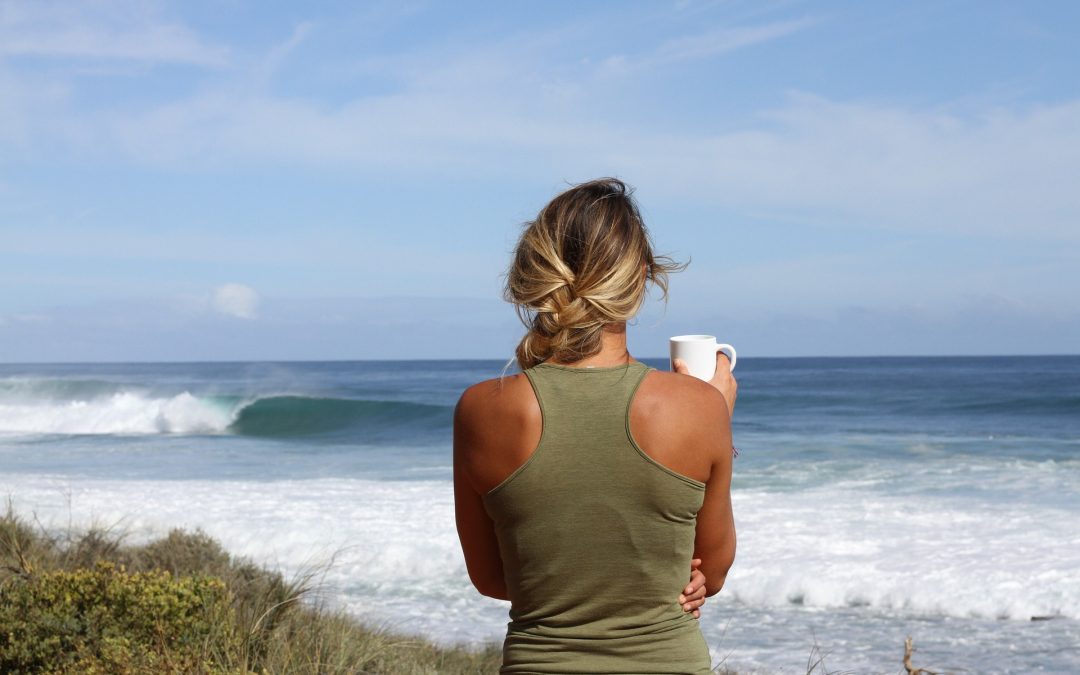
1, 0, 1078, 361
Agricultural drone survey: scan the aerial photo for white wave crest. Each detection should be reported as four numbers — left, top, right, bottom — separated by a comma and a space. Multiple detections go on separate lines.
0, 391, 235, 435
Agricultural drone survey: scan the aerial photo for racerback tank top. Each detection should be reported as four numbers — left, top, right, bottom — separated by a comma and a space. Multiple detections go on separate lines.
482, 360, 712, 674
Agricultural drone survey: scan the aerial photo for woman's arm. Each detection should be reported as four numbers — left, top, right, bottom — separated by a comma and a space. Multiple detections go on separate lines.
673, 354, 737, 597
694, 436, 735, 594
453, 387, 509, 601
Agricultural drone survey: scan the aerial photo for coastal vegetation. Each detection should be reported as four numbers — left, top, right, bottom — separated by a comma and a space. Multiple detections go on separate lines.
0, 503, 500, 674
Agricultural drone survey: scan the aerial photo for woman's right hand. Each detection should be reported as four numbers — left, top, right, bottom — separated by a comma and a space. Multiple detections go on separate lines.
673, 353, 737, 418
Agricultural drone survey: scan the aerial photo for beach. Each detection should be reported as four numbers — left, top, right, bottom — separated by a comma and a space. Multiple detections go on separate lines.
1, 356, 1078, 673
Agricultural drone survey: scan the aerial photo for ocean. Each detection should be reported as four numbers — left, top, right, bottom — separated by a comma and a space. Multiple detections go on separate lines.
1, 356, 1078, 674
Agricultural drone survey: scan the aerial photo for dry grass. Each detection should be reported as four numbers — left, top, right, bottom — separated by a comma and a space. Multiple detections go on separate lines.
1, 498, 500, 674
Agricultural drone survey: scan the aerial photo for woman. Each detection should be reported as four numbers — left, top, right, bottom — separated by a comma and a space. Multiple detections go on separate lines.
454, 178, 737, 673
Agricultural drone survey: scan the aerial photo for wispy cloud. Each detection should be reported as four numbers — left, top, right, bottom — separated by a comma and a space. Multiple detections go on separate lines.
253, 20, 315, 84
1, 4, 1078, 246
0, 0, 229, 66
603, 16, 817, 71
78, 86, 1080, 242
626, 91, 1080, 240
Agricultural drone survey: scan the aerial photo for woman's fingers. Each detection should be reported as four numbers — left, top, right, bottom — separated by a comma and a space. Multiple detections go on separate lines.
686, 579, 706, 601
681, 558, 707, 615
684, 569, 706, 596
676, 355, 737, 415
681, 576, 706, 608
708, 356, 738, 415
683, 595, 706, 613
684, 559, 705, 593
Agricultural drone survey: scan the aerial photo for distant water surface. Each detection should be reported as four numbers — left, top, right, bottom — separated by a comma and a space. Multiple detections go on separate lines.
1, 356, 1078, 674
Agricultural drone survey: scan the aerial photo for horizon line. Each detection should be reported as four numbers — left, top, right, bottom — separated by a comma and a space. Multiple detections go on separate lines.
2, 353, 1078, 366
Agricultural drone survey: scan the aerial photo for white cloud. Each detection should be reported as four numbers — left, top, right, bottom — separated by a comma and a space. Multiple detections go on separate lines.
1, 6, 1078, 244
602, 17, 818, 72
0, 0, 229, 66
645, 91, 1080, 241
256, 21, 314, 81
212, 283, 258, 319
0, 62, 70, 147
86, 85, 1080, 241
0, 312, 52, 327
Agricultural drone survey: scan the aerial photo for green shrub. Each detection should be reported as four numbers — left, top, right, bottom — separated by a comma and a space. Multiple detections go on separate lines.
0, 560, 237, 674
1, 505, 503, 674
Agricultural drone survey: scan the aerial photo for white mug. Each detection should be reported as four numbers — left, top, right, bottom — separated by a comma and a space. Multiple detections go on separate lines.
669, 335, 737, 381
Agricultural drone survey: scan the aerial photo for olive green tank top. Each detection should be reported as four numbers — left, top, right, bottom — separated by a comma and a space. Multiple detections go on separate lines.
482, 360, 712, 674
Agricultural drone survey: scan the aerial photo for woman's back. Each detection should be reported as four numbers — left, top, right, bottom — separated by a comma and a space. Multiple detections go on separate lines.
478, 360, 711, 673
453, 177, 735, 674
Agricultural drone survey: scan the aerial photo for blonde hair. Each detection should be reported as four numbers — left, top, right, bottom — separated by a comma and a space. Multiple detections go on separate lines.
505, 178, 686, 370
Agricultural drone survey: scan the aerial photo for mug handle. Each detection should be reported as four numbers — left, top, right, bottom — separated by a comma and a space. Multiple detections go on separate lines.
716, 344, 737, 372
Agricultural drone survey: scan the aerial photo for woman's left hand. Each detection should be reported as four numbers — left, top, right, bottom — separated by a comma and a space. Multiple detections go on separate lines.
679, 558, 707, 619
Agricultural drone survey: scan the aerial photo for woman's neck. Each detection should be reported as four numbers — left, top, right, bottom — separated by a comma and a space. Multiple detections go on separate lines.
544, 323, 634, 368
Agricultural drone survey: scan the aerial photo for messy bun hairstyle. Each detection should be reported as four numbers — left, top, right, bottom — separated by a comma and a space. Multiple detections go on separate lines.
505, 178, 686, 369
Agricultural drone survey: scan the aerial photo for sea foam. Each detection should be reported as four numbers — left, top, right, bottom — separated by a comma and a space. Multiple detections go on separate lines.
0, 391, 234, 435
3, 473, 1077, 629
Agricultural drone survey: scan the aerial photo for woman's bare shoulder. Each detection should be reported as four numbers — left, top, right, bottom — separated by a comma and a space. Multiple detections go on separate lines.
629, 369, 729, 483
637, 369, 728, 413
458, 373, 531, 408
455, 373, 540, 434
455, 373, 543, 492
